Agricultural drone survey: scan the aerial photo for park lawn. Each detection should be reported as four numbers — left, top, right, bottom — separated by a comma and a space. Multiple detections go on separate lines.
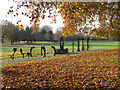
2, 48, 119, 89
1, 40, 119, 59
89, 40, 119, 49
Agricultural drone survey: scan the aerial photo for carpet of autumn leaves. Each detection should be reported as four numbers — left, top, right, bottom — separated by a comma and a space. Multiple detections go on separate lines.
2, 48, 120, 89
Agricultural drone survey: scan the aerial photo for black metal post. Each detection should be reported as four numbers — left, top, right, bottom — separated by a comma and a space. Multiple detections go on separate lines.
44, 47, 46, 57
23, 54, 24, 58
41, 46, 46, 57
77, 37, 80, 51
72, 42, 74, 52
60, 36, 64, 51
82, 37, 85, 51
41, 47, 43, 56
86, 37, 89, 50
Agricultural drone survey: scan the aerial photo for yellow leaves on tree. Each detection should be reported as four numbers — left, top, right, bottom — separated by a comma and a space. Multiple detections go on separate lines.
18, 25, 23, 31
9, 1, 119, 38
32, 23, 39, 34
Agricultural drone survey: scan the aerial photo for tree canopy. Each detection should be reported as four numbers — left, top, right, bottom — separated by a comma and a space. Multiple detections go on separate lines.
8, 0, 119, 39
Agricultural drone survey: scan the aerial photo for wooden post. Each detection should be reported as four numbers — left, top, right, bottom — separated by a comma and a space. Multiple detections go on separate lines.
77, 37, 80, 51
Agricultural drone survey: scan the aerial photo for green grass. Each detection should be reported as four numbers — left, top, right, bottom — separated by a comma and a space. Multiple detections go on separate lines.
1, 40, 119, 59
89, 40, 119, 49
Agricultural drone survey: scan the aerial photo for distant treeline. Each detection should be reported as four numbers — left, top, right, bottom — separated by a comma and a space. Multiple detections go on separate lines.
1, 20, 119, 45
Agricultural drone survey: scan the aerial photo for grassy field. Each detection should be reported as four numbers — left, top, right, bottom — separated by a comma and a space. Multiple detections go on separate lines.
1, 40, 119, 59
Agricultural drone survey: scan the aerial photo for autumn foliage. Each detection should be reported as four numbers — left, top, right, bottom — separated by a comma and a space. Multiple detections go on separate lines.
2, 48, 120, 89
8, 1, 119, 38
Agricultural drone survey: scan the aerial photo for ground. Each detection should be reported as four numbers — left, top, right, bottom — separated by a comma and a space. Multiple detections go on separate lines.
1, 41, 120, 89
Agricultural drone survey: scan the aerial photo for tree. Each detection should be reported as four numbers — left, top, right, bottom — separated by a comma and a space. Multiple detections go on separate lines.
20, 29, 27, 42
40, 28, 47, 41
7, 24, 20, 44
65, 32, 83, 41
54, 27, 62, 41
8, 1, 119, 39
48, 30, 54, 41
34, 30, 41, 41
40, 29, 46, 35
0, 20, 11, 43
0, 20, 20, 44
40, 25, 53, 41
25, 26, 35, 44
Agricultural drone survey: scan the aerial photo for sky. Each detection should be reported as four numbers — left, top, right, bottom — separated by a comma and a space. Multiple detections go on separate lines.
1, 0, 114, 33
0, 0, 64, 33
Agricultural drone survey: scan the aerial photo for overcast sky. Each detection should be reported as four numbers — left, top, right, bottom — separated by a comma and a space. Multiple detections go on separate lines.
0, 0, 64, 33
1, 0, 115, 33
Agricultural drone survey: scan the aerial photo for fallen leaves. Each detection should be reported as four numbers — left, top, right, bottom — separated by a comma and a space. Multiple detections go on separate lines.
2, 48, 120, 89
